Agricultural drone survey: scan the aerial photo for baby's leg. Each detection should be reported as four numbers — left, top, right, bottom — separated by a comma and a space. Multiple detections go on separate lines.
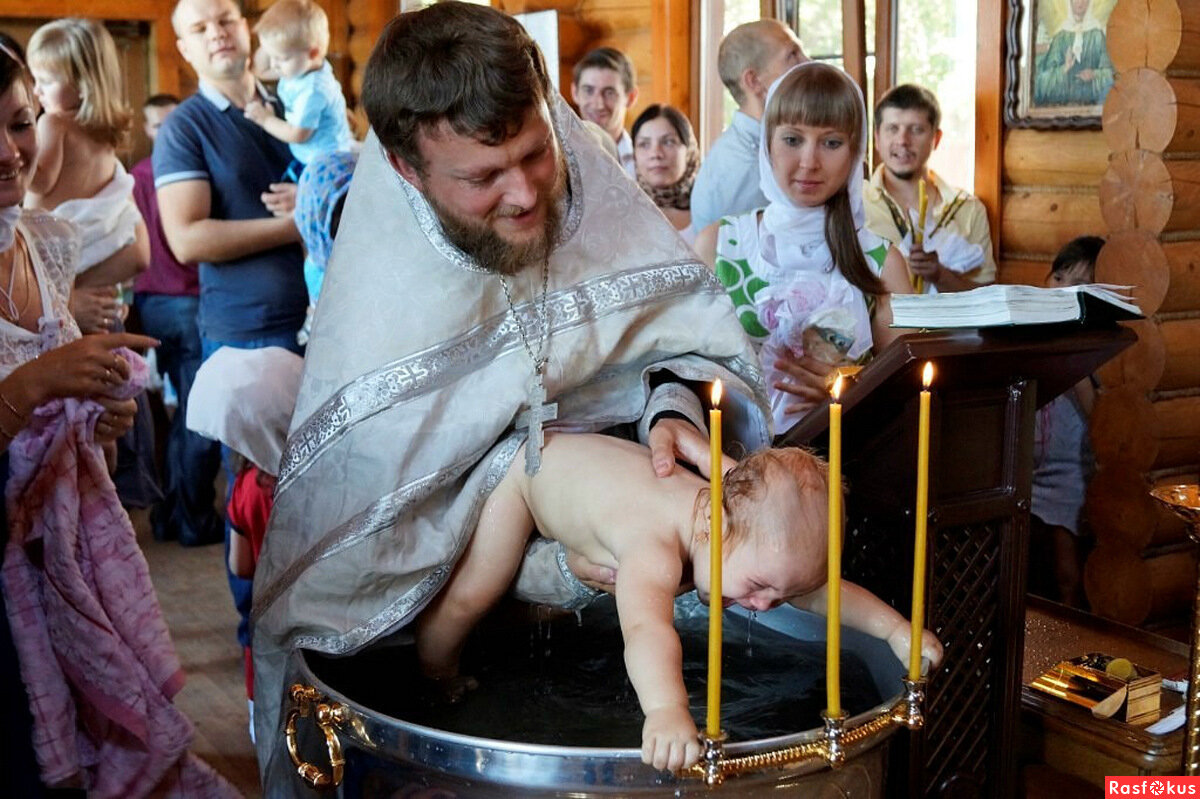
416, 449, 535, 697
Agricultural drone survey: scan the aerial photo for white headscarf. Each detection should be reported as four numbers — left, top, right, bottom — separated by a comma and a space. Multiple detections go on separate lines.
756, 61, 876, 283
1060, 0, 1104, 63
1061, 0, 1103, 34
753, 62, 878, 376
186, 346, 304, 476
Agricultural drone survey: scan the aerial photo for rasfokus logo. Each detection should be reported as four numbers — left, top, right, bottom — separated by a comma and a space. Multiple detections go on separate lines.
1107, 777, 1200, 796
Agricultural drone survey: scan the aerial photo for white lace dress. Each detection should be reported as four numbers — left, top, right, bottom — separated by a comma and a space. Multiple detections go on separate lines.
0, 211, 82, 380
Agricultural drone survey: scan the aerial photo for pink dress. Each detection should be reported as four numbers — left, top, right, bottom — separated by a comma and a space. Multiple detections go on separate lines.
0, 211, 240, 798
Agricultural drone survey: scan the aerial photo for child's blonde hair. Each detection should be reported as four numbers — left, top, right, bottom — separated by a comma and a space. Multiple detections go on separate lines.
27, 18, 131, 149
254, 0, 330, 57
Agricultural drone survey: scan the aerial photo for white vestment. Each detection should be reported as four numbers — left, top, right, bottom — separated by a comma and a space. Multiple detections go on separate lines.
250, 99, 771, 772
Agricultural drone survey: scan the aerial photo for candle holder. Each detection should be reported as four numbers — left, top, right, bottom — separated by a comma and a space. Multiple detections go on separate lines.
892, 676, 927, 730
698, 730, 727, 787
821, 710, 848, 769
1150, 484, 1200, 776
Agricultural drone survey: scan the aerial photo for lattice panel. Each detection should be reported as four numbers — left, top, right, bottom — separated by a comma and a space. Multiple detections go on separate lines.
844, 512, 909, 610
923, 522, 1002, 796
845, 512, 1007, 797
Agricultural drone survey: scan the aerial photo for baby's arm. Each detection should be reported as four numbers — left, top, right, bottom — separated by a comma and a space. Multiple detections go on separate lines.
245, 99, 315, 144
415, 460, 535, 698
29, 113, 67, 200
791, 580, 943, 672
615, 547, 700, 772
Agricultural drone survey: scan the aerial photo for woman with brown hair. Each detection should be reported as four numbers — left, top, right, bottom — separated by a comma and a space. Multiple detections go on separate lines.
632, 103, 699, 241
695, 62, 912, 432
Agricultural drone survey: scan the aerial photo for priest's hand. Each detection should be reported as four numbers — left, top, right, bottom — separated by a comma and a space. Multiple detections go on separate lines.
565, 549, 616, 593
647, 417, 734, 479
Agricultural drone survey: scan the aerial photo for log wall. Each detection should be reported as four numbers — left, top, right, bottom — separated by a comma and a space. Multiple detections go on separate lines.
1078, 0, 1200, 627
997, 129, 1107, 285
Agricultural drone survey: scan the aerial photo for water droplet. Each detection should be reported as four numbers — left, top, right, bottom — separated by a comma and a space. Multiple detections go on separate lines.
574, 610, 583, 627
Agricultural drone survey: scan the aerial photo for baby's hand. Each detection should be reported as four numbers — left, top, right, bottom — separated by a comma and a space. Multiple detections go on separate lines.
641, 706, 701, 772
244, 99, 273, 125
885, 624, 944, 674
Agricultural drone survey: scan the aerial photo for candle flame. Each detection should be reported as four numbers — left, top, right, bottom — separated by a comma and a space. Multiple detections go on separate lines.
712, 379, 723, 407
831, 375, 844, 401
922, 362, 934, 388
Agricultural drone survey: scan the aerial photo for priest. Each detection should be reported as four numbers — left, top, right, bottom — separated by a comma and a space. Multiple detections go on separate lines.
251, 1, 771, 775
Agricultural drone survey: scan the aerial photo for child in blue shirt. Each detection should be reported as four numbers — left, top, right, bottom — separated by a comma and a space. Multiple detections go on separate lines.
244, 0, 353, 179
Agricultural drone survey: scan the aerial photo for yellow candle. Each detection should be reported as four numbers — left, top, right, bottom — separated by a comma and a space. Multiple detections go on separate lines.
913, 178, 929, 294
909, 362, 934, 681
706, 379, 724, 736
916, 178, 928, 243
827, 376, 844, 717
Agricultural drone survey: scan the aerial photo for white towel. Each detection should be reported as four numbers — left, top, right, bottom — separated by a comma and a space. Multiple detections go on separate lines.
51, 162, 139, 273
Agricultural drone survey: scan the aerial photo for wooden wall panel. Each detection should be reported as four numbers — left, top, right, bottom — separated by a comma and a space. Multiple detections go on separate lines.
4, 0, 187, 98
997, 129, 1107, 279
999, 189, 1105, 260
1002, 130, 1108, 188
496, 0, 689, 131
976, 0, 1005, 264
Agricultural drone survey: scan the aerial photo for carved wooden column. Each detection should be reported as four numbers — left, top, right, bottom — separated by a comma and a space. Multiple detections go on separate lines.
1083, 0, 1200, 625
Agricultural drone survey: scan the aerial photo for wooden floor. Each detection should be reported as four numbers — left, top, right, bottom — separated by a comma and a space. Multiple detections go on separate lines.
142, 523, 263, 798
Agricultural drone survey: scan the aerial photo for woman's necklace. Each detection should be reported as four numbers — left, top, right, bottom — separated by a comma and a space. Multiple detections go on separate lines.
498, 258, 556, 476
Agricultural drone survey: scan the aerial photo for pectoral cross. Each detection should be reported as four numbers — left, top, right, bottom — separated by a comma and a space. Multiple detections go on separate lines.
515, 362, 558, 476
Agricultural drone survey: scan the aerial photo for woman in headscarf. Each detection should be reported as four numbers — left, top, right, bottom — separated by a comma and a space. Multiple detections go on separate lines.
695, 62, 913, 432
632, 103, 699, 243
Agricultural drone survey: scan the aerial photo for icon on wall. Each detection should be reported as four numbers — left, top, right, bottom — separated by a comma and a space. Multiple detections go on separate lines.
1005, 0, 1116, 129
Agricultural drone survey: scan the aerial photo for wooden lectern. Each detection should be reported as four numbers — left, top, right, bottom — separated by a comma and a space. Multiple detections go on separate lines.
779, 325, 1135, 799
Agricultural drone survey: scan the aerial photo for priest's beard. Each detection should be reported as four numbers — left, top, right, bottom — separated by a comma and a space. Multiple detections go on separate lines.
429, 157, 567, 277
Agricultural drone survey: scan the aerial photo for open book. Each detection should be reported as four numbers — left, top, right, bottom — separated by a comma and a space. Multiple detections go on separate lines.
891, 284, 1143, 329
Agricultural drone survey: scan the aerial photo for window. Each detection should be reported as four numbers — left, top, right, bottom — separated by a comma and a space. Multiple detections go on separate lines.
720, 0, 765, 128
895, 0, 976, 188
698, 0, 977, 189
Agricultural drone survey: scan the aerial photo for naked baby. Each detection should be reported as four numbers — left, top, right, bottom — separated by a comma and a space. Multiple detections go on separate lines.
416, 434, 943, 772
